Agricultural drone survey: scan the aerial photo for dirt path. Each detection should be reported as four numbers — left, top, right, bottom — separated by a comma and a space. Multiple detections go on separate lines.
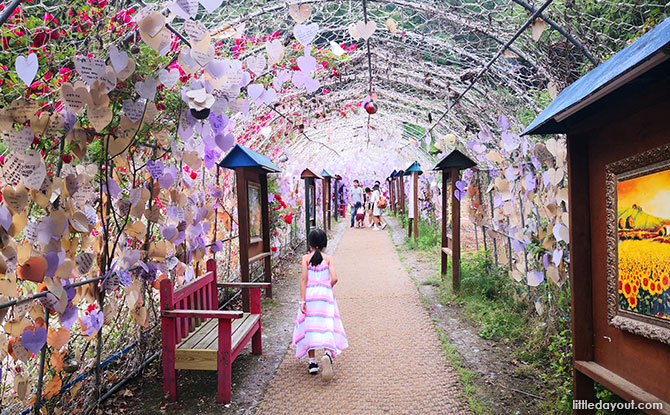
254, 225, 470, 415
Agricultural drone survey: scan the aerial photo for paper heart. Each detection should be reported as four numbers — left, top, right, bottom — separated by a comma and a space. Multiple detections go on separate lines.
178, 48, 200, 74
29, 112, 50, 136
108, 45, 129, 73
184, 19, 208, 42
60, 81, 91, 114
76, 252, 95, 275
47, 327, 70, 350
80, 309, 103, 337
15, 53, 38, 86
141, 27, 172, 54
18, 256, 47, 283
330, 41, 345, 57
245, 55, 266, 75
2, 184, 30, 212
2, 126, 34, 152
355, 20, 377, 40
553, 223, 569, 243
123, 99, 146, 123
88, 103, 112, 132
261, 87, 276, 105
385, 18, 398, 35
138, 11, 165, 37
348, 23, 360, 40
247, 83, 265, 102
190, 42, 215, 66
135, 78, 158, 101
161, 225, 178, 241
265, 39, 285, 65
146, 159, 164, 179
199, 0, 223, 13
293, 23, 319, 46
21, 326, 47, 354
158, 69, 179, 88
215, 133, 235, 152
169, 0, 198, 18
297, 53, 317, 73
59, 305, 78, 329
116, 57, 136, 81
288, 3, 311, 23
74, 55, 105, 86
0, 205, 12, 230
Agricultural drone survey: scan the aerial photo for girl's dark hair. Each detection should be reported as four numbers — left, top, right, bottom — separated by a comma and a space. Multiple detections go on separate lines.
308, 228, 328, 267
365, 187, 371, 193
373, 184, 380, 191
355, 201, 361, 209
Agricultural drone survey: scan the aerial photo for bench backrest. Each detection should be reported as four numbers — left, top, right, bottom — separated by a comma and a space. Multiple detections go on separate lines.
160, 260, 218, 344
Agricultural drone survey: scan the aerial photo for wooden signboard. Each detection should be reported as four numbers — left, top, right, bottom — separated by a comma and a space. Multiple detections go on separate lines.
301, 168, 322, 251
523, 19, 670, 414
434, 150, 476, 292
398, 170, 406, 215
219, 144, 281, 309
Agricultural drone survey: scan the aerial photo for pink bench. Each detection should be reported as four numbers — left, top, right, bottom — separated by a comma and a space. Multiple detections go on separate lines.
160, 258, 270, 403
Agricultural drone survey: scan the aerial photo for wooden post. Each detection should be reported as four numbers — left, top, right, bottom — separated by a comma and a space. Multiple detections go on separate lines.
450, 168, 461, 291
160, 279, 177, 401
236, 169, 250, 312
260, 174, 272, 299
304, 177, 311, 252
323, 177, 331, 230
441, 170, 449, 277
413, 171, 418, 241
216, 319, 232, 403
332, 177, 338, 220
399, 175, 405, 215
389, 178, 396, 215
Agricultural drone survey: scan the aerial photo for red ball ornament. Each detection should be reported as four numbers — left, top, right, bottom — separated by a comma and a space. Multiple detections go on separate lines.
364, 101, 378, 114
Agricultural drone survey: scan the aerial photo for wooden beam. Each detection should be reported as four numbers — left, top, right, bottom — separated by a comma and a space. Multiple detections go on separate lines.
450, 167, 461, 292
248, 252, 271, 264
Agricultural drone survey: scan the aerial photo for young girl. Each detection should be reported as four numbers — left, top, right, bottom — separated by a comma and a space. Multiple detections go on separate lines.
292, 229, 348, 380
354, 201, 365, 228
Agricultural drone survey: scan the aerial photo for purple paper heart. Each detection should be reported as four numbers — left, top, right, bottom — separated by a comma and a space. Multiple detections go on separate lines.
21, 327, 47, 354
161, 225, 177, 241
59, 304, 78, 329
45, 251, 60, 278
497, 114, 510, 131
209, 112, 228, 133
157, 173, 175, 189
81, 310, 104, 337
455, 180, 467, 191
0, 205, 12, 231
215, 133, 235, 152
147, 159, 164, 180
119, 270, 132, 287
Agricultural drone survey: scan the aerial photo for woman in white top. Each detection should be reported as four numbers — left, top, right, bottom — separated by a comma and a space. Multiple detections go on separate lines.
370, 185, 387, 230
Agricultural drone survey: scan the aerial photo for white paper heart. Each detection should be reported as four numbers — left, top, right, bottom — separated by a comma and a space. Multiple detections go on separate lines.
199, 0, 223, 13
355, 20, 377, 40
190, 43, 215, 67
158, 69, 179, 88
247, 84, 264, 102
245, 55, 266, 75
169, 0, 198, 18
293, 23, 319, 46
297, 52, 316, 73
135, 78, 158, 101
265, 39, 285, 65
330, 41, 345, 57
184, 19, 208, 43
138, 11, 165, 37
108, 46, 129, 73
74, 55, 106, 86
288, 4, 311, 23
15, 53, 38, 86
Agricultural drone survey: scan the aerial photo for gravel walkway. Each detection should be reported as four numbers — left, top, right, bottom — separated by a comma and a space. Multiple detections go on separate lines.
255, 225, 470, 415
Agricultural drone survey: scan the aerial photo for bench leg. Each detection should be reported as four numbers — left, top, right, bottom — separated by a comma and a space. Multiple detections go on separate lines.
161, 318, 177, 401
252, 321, 262, 355
217, 319, 232, 404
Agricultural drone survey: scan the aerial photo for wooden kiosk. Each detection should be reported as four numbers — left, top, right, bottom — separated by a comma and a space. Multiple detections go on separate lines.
523, 19, 670, 414
218, 144, 280, 304
396, 170, 405, 215
321, 169, 334, 230
300, 168, 322, 251
433, 150, 476, 292
405, 161, 422, 241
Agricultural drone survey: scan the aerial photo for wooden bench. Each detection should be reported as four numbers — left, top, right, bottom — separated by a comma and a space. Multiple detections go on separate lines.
160, 258, 271, 403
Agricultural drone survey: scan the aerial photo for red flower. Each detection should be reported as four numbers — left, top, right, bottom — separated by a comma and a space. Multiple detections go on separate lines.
271, 247, 278, 252
284, 213, 293, 224
190, 171, 197, 180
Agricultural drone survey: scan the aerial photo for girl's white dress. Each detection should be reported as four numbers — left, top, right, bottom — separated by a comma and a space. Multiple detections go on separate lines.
292, 261, 348, 359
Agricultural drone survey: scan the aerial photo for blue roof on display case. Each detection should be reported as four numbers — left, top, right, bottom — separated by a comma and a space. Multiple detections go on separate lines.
218, 144, 281, 172
321, 169, 334, 178
404, 161, 423, 175
523, 17, 670, 135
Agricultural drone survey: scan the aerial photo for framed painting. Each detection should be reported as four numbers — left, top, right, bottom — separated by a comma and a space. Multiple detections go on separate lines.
606, 143, 670, 344
248, 182, 262, 244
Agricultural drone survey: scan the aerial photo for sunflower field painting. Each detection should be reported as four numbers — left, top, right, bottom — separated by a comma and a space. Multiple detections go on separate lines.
617, 168, 670, 321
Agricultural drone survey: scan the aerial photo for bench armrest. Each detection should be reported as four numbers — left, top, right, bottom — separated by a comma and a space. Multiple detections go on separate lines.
163, 309, 243, 319
217, 282, 272, 289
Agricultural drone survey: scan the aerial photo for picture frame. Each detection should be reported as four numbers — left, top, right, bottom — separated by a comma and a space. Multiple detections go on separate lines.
248, 181, 262, 244
606, 143, 670, 345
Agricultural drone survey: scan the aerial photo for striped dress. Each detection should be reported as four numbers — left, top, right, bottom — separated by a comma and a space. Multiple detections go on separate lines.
292, 261, 348, 359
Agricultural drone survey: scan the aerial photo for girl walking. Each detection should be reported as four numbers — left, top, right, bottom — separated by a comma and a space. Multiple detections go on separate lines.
293, 229, 348, 380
